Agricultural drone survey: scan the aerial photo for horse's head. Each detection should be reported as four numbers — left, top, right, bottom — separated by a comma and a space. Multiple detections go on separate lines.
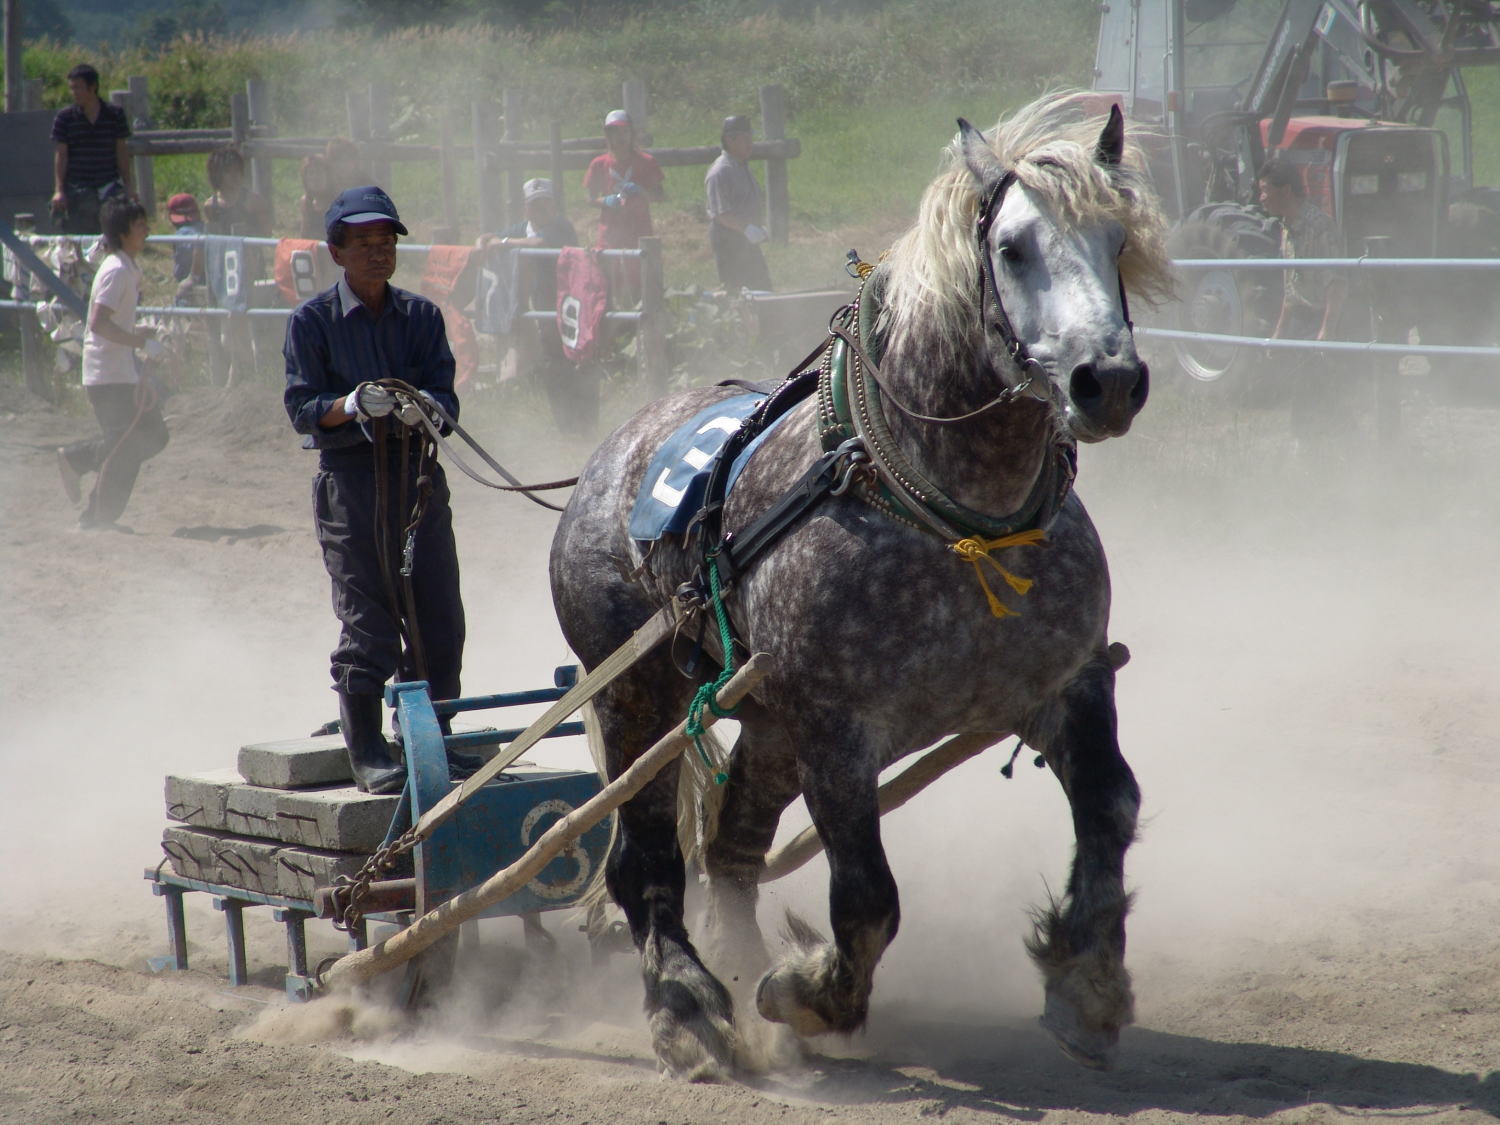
958, 106, 1156, 442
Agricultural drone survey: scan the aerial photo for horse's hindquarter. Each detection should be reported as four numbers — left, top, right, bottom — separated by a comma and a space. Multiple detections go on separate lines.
724, 414, 1115, 752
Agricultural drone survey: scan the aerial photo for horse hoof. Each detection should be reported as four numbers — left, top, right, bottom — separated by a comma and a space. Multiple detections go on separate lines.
650, 1013, 736, 1082
1039, 992, 1118, 1071
755, 968, 834, 1037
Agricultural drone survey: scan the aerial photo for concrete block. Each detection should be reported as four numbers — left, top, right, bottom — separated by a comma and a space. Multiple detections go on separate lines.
224, 782, 284, 842
161, 826, 282, 896
276, 846, 370, 902
237, 734, 354, 789
274, 787, 400, 854
163, 769, 239, 830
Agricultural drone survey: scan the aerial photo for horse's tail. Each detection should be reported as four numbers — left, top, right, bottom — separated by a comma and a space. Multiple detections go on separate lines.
573, 706, 733, 939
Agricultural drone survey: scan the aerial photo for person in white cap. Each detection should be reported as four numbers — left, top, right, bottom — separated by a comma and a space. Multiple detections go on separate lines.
583, 109, 665, 255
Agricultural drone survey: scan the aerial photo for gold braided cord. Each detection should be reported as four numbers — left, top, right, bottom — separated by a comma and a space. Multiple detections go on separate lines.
950, 529, 1047, 618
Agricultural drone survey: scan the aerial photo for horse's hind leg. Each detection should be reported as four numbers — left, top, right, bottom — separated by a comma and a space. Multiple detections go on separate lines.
595, 656, 736, 1080
700, 712, 807, 1070
755, 727, 897, 1037
1024, 648, 1140, 1071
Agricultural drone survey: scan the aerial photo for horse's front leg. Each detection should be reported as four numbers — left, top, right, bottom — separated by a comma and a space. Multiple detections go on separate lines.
755, 728, 897, 1037
597, 666, 736, 1080
1024, 647, 1140, 1070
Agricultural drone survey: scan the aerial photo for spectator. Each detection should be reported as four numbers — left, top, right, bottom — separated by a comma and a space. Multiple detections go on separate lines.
477, 177, 595, 433
203, 144, 271, 239
705, 114, 773, 292
57, 195, 167, 532
165, 192, 204, 301
323, 137, 368, 195
203, 144, 272, 382
584, 109, 664, 302
297, 155, 334, 240
283, 186, 479, 794
1258, 156, 1353, 441
1259, 157, 1345, 344
49, 63, 133, 235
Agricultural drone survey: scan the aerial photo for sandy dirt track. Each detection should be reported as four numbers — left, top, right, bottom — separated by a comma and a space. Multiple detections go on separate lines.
1, 372, 1498, 1124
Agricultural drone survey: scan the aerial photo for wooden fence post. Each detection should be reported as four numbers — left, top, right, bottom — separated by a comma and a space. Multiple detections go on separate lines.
637, 236, 669, 394
436, 108, 459, 243
230, 92, 250, 147
246, 78, 274, 222
346, 88, 370, 181
550, 121, 565, 212
759, 84, 789, 242
471, 99, 498, 236
621, 78, 648, 134
12, 214, 47, 400
125, 77, 158, 214
501, 87, 525, 230
367, 82, 392, 188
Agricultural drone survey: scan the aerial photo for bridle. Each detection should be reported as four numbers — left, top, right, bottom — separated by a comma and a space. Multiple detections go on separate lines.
972, 168, 1136, 412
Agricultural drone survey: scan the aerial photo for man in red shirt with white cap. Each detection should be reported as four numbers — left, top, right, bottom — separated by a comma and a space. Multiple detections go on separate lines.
583, 109, 665, 252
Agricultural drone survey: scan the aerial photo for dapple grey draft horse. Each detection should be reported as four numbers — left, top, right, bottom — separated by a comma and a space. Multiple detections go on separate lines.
550, 93, 1174, 1079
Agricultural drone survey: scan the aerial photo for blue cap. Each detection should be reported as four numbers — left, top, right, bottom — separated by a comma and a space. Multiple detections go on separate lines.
324, 185, 409, 238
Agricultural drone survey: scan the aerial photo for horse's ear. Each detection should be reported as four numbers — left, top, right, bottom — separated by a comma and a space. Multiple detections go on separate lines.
958, 117, 1004, 186
1095, 103, 1125, 168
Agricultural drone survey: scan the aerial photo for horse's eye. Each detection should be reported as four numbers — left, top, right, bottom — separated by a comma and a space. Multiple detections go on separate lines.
998, 243, 1023, 265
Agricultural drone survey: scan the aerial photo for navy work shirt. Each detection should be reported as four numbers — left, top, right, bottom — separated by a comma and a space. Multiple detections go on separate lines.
284, 276, 458, 468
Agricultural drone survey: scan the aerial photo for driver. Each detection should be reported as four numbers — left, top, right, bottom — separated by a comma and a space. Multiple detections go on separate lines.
283, 186, 479, 794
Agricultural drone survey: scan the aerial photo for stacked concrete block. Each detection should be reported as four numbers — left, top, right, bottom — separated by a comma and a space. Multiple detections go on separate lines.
160, 733, 410, 903
236, 733, 353, 789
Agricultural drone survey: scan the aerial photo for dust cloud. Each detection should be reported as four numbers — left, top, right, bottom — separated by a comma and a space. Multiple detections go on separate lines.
3, 356, 1498, 1084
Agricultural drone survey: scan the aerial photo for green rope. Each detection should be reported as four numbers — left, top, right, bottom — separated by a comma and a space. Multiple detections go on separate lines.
684, 551, 737, 785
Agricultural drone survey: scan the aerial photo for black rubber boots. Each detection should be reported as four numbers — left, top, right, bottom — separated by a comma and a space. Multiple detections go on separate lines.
338, 691, 407, 795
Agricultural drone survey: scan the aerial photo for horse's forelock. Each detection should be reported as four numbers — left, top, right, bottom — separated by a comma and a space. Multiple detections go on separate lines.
881, 92, 1174, 357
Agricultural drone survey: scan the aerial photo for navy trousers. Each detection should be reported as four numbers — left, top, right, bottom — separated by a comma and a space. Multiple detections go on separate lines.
313, 459, 465, 702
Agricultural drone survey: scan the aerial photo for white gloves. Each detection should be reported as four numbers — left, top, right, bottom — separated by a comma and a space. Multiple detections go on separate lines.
396, 390, 436, 427
346, 383, 438, 427
743, 223, 768, 244
345, 383, 396, 420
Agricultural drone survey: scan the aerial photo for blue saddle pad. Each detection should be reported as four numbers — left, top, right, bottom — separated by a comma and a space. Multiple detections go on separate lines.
628, 393, 786, 542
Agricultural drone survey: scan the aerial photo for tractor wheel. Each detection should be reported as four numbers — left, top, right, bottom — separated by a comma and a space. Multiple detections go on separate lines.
1166, 203, 1285, 397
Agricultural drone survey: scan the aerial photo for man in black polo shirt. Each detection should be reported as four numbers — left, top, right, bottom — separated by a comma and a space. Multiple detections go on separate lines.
50, 64, 133, 236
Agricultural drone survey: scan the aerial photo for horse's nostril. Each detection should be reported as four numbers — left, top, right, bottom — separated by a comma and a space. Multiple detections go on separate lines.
1070, 364, 1103, 403
1130, 364, 1150, 410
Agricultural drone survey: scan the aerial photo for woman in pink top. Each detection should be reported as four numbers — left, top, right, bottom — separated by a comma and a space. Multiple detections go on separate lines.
57, 196, 169, 531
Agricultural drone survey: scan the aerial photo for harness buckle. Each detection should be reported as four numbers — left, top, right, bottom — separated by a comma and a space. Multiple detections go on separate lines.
829, 437, 871, 497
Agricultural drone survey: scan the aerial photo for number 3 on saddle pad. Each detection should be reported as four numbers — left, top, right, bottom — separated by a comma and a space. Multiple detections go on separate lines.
627, 394, 770, 542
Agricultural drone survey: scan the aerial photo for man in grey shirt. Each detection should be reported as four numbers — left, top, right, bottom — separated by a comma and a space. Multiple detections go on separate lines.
705, 115, 773, 292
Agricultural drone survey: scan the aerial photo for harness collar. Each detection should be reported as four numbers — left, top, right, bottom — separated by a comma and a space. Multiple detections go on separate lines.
818, 273, 1076, 542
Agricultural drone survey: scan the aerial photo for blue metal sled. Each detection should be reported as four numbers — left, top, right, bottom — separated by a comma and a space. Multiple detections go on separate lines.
146, 666, 611, 1001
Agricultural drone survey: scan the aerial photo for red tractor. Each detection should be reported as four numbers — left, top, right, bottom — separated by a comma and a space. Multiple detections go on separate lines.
1088, 0, 1500, 387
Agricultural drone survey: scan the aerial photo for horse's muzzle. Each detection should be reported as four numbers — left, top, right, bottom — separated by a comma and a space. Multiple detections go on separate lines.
1067, 358, 1149, 441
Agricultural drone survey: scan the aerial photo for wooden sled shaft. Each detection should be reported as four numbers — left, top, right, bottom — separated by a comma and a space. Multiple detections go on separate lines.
321, 652, 773, 992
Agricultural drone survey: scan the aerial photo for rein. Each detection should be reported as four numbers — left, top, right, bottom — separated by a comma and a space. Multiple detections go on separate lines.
376, 379, 577, 513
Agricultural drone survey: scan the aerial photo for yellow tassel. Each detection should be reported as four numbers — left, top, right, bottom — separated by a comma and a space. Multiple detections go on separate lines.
950, 530, 1047, 619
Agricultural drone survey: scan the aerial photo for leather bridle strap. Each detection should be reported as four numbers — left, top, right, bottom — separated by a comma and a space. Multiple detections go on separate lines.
974, 169, 1135, 370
